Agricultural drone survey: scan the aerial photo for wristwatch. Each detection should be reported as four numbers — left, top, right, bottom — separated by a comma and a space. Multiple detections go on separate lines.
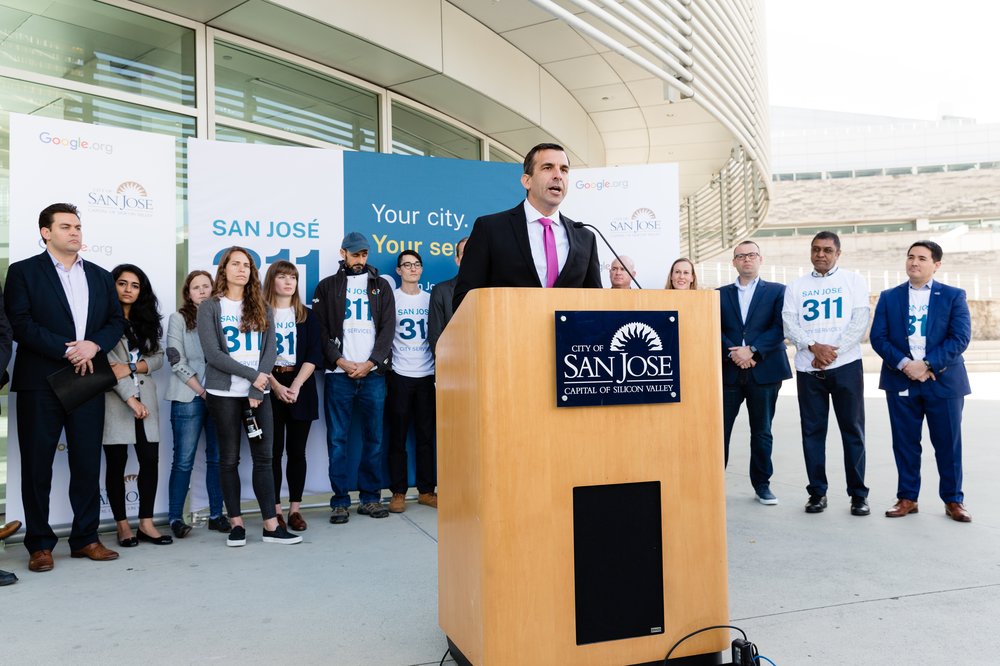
128, 361, 138, 374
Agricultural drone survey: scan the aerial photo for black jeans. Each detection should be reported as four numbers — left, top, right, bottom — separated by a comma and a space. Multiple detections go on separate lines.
206, 394, 277, 520
796, 359, 868, 498
270, 372, 312, 504
104, 420, 159, 521
386, 373, 437, 495
722, 380, 781, 491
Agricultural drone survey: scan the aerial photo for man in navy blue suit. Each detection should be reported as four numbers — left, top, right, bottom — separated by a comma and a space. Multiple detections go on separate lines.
719, 241, 792, 504
870, 240, 972, 522
4, 203, 125, 571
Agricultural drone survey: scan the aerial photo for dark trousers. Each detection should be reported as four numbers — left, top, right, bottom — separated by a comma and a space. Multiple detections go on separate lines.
16, 388, 106, 553
270, 373, 312, 504
104, 420, 159, 521
723, 379, 781, 491
386, 372, 437, 495
206, 394, 277, 520
796, 359, 868, 498
886, 380, 965, 503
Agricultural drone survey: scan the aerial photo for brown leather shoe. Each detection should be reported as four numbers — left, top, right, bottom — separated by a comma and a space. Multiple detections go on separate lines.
287, 511, 307, 531
28, 549, 54, 572
0, 520, 22, 541
418, 492, 438, 509
885, 499, 919, 517
70, 541, 119, 561
388, 493, 406, 513
276, 513, 287, 530
945, 502, 972, 523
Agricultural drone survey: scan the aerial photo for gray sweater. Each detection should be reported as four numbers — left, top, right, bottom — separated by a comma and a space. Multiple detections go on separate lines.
165, 311, 206, 403
196, 297, 276, 401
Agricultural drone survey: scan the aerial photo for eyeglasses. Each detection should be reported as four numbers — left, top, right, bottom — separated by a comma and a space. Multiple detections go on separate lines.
733, 252, 760, 261
399, 261, 422, 269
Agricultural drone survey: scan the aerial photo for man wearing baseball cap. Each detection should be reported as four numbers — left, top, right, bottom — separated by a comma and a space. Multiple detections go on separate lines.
312, 232, 396, 523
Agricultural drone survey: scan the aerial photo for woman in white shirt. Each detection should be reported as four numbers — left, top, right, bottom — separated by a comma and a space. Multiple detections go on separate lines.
196, 247, 300, 547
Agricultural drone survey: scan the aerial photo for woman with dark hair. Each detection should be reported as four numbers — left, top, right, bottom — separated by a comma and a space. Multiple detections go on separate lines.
104, 264, 170, 547
197, 247, 300, 546
665, 257, 698, 290
263, 260, 322, 531
165, 270, 229, 538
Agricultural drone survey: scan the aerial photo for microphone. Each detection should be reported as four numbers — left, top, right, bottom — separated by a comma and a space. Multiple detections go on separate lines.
573, 221, 642, 289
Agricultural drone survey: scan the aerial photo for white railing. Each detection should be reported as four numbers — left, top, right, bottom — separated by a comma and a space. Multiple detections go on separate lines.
696, 262, 998, 300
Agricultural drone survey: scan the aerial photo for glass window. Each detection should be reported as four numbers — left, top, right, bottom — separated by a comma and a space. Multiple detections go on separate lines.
0, 0, 195, 106
489, 145, 519, 164
0, 77, 195, 263
854, 169, 881, 177
886, 166, 913, 176
916, 165, 945, 174
214, 41, 378, 151
215, 125, 307, 147
793, 172, 821, 181
391, 102, 480, 160
828, 170, 852, 179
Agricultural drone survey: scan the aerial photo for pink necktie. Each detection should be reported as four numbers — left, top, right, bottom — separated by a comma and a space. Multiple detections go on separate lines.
539, 217, 558, 288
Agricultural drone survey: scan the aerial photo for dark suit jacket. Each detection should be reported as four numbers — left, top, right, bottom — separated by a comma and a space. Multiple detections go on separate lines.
428, 275, 456, 355
0, 283, 13, 394
453, 203, 602, 310
870, 280, 971, 398
718, 279, 792, 386
4, 251, 125, 391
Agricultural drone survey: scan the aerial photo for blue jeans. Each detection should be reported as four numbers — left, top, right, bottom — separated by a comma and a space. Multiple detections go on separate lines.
723, 380, 781, 491
796, 360, 868, 498
325, 372, 386, 507
168, 398, 224, 522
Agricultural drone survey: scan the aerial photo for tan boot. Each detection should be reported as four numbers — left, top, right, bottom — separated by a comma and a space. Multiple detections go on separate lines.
418, 492, 438, 509
388, 493, 406, 513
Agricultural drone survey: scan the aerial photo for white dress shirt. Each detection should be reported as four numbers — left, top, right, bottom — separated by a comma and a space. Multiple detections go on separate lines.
524, 200, 569, 287
49, 250, 89, 343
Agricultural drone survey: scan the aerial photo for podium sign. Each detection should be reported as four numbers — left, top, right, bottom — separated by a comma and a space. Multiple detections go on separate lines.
555, 310, 680, 407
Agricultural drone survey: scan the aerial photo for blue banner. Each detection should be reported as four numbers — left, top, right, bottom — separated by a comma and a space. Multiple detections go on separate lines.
344, 152, 523, 288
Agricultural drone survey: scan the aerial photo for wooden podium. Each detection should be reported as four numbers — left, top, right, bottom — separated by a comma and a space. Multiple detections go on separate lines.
437, 288, 729, 666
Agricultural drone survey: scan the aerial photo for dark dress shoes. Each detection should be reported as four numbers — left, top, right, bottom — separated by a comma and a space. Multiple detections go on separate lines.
945, 502, 972, 523
28, 549, 54, 572
137, 529, 173, 545
118, 536, 139, 548
804, 495, 827, 513
885, 499, 919, 517
70, 541, 119, 561
0, 519, 23, 541
0, 569, 17, 586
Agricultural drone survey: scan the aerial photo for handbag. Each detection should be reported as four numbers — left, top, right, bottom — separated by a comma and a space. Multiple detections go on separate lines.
46, 351, 117, 413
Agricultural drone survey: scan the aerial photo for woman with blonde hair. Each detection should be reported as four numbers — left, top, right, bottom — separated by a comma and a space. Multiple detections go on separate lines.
165, 269, 229, 538
665, 257, 698, 290
197, 247, 300, 546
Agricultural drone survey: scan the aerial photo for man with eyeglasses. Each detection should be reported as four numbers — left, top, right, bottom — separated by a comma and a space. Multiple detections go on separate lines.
783, 231, 871, 516
312, 231, 396, 523
870, 241, 972, 522
386, 250, 437, 513
719, 241, 791, 505
608, 255, 637, 289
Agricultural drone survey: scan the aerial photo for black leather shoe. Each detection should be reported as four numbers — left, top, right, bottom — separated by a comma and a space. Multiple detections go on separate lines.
0, 569, 17, 586
805, 495, 828, 513
137, 529, 173, 545
170, 520, 193, 539
850, 496, 871, 516
118, 536, 139, 548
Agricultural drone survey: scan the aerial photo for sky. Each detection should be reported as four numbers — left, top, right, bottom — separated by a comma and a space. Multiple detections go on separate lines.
766, 0, 1000, 122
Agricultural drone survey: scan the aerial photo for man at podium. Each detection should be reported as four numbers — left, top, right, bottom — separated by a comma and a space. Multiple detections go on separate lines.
452, 142, 602, 310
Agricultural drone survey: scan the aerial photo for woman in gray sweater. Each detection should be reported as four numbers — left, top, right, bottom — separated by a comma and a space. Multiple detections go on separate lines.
103, 264, 170, 547
165, 270, 230, 538
196, 247, 300, 547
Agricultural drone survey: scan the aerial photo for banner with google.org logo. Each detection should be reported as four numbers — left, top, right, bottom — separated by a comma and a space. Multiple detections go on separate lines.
7, 113, 178, 530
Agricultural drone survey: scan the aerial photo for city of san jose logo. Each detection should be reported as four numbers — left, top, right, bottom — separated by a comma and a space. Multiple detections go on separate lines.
555, 311, 680, 408
608, 207, 660, 235
87, 180, 154, 215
